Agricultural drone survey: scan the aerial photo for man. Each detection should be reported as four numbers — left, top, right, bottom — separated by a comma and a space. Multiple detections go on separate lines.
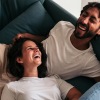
14, 2, 100, 82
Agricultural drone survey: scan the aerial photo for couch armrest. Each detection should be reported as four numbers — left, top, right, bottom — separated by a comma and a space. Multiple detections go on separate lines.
44, 0, 77, 25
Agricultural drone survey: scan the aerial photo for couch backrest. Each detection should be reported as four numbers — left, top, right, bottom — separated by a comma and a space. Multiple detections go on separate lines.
43, 0, 77, 25
0, 0, 55, 44
0, 0, 39, 29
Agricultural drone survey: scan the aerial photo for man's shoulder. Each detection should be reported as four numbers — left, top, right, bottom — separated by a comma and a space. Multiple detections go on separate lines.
51, 21, 75, 33
57, 20, 74, 27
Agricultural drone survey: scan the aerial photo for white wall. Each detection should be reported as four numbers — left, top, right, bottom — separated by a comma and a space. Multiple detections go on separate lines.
81, 0, 100, 9
53, 0, 81, 18
53, 0, 100, 18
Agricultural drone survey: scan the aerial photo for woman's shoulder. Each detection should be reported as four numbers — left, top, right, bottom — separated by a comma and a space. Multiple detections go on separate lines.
47, 74, 61, 79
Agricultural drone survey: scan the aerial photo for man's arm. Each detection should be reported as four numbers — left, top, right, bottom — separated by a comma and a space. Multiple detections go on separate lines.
13, 33, 47, 42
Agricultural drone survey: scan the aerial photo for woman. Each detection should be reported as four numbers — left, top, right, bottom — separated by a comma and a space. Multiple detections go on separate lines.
1, 38, 81, 100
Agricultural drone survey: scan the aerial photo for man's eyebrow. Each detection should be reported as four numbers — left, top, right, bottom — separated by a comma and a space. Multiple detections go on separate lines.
91, 15, 100, 22
91, 16, 97, 19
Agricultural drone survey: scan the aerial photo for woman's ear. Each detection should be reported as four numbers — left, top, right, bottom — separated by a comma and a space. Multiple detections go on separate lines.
16, 57, 23, 64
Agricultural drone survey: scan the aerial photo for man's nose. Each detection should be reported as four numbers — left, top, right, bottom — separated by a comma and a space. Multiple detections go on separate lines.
82, 17, 89, 24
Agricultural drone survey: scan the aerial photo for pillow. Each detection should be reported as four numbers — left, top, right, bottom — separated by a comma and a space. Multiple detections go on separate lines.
0, 1, 55, 44
0, 44, 9, 75
0, 44, 16, 97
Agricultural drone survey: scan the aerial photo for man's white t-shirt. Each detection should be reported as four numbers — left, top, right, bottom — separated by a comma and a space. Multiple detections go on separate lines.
1, 75, 73, 100
42, 21, 100, 80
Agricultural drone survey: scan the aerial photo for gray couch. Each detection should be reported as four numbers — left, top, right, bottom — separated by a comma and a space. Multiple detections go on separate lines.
1, 0, 99, 94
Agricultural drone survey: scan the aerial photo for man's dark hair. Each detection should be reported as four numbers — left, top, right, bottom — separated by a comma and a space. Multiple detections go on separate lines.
7, 38, 47, 79
80, 2, 100, 39
81, 2, 100, 17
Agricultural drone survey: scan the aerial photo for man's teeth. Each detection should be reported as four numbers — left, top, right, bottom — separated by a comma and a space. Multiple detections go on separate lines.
79, 25, 86, 31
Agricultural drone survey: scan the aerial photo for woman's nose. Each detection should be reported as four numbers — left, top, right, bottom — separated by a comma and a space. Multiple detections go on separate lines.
34, 48, 39, 52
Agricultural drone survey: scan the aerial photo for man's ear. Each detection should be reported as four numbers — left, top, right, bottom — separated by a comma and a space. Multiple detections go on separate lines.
16, 57, 23, 64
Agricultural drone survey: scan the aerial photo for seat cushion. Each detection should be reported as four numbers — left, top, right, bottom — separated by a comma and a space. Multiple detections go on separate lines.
67, 76, 96, 94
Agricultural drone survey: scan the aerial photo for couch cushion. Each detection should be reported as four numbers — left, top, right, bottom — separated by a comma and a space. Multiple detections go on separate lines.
91, 37, 100, 61
0, 1, 55, 44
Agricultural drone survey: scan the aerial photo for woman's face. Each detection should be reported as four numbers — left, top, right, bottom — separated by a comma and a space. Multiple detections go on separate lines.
17, 40, 42, 68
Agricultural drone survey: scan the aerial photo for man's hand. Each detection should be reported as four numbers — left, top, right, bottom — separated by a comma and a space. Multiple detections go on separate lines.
13, 33, 34, 42
13, 33, 47, 42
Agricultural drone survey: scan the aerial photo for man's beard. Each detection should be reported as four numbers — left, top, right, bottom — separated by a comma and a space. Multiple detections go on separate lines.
74, 30, 95, 39
74, 22, 98, 39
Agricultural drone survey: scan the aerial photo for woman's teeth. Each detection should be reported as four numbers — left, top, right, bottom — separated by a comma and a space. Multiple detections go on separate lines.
34, 55, 40, 58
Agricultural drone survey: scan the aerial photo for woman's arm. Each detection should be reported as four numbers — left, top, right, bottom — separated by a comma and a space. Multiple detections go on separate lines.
66, 87, 81, 100
52, 75, 81, 100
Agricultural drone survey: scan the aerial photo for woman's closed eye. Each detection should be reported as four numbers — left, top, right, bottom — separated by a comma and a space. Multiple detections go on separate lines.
26, 47, 39, 51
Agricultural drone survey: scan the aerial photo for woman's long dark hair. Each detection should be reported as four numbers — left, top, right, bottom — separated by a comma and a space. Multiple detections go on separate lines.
7, 38, 47, 79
